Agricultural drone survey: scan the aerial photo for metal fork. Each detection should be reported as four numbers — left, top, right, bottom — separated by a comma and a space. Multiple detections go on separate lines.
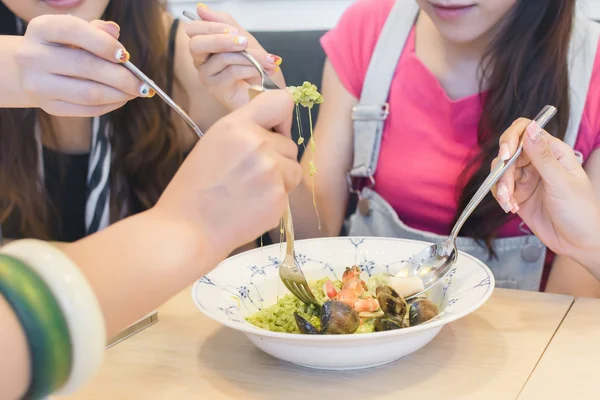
184, 9, 315, 306
278, 199, 320, 307
246, 85, 318, 307
183, 11, 281, 90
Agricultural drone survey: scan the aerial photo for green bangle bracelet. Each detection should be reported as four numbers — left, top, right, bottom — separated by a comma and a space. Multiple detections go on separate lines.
0, 254, 72, 399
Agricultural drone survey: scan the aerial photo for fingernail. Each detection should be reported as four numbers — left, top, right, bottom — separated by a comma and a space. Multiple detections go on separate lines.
105, 21, 120, 32
115, 48, 130, 63
197, 2, 208, 8
511, 202, 520, 214
499, 143, 510, 161
526, 120, 541, 143
224, 27, 239, 34
266, 54, 283, 66
139, 83, 154, 97
233, 35, 247, 46
496, 182, 513, 213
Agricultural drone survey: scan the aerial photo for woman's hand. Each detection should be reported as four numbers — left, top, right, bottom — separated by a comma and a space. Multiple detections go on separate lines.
185, 4, 285, 111
491, 118, 600, 268
15, 15, 149, 117
154, 89, 301, 262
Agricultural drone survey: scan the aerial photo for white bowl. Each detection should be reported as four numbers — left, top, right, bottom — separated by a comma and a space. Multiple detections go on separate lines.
192, 237, 494, 370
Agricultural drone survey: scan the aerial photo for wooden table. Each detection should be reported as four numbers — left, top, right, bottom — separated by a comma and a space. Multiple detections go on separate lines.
519, 297, 600, 399
60, 288, 574, 400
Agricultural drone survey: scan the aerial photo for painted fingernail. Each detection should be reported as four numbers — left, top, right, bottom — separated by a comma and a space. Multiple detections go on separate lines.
511, 202, 520, 214
496, 182, 513, 213
139, 83, 154, 97
233, 35, 247, 46
526, 120, 541, 143
266, 54, 283, 66
499, 143, 510, 161
224, 27, 239, 34
115, 48, 130, 63
197, 2, 208, 8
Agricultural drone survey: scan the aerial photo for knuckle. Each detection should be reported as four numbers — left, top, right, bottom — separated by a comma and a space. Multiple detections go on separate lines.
539, 141, 554, 160
80, 86, 104, 105
72, 52, 93, 76
14, 43, 36, 66
188, 36, 206, 55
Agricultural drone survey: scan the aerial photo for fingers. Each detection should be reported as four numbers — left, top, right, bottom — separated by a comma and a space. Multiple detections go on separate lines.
199, 50, 278, 78
265, 132, 299, 161
492, 117, 536, 214
90, 20, 120, 39
28, 15, 129, 64
33, 46, 145, 98
184, 20, 238, 37
188, 33, 249, 64
32, 74, 135, 106
240, 90, 295, 136
42, 99, 127, 117
270, 152, 303, 192
523, 120, 580, 183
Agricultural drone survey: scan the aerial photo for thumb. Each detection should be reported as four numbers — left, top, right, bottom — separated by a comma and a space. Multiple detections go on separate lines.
90, 20, 120, 39
523, 120, 571, 186
241, 89, 294, 137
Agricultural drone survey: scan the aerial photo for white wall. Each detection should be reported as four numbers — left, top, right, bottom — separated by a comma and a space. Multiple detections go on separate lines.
169, 0, 600, 31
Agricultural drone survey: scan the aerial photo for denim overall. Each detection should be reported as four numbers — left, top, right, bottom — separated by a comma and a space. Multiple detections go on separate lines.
346, 0, 600, 291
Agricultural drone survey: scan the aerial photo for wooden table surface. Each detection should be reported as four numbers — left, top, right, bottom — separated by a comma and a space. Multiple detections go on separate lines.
60, 288, 575, 400
519, 297, 600, 399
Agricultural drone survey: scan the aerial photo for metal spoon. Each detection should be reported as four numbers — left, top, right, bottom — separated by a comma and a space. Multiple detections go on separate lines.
401, 105, 558, 300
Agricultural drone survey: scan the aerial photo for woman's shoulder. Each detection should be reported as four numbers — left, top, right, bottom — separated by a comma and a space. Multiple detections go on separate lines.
320, 0, 398, 97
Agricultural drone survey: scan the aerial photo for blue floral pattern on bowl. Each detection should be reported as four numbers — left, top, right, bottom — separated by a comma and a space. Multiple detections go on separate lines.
192, 237, 494, 332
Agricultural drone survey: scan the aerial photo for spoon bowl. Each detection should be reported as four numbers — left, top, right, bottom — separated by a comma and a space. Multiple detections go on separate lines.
402, 105, 558, 299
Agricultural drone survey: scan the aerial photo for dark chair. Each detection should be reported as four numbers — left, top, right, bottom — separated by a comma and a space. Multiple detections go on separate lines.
251, 30, 328, 159
249, 30, 357, 234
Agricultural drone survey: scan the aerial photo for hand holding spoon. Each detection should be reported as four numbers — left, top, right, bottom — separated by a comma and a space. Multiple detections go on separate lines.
401, 105, 558, 300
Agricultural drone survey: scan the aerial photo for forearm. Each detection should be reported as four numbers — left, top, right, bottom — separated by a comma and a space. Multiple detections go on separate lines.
63, 208, 219, 338
0, 294, 30, 400
546, 255, 600, 297
0, 36, 32, 108
570, 248, 600, 283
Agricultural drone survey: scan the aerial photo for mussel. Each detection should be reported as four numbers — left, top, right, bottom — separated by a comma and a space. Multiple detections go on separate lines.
294, 300, 360, 335
407, 298, 439, 326
294, 313, 321, 334
374, 318, 405, 332
375, 285, 408, 323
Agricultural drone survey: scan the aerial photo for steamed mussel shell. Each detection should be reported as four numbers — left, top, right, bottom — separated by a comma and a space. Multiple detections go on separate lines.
408, 298, 439, 326
375, 285, 408, 323
294, 313, 321, 334
374, 318, 406, 332
293, 300, 360, 335
320, 300, 360, 334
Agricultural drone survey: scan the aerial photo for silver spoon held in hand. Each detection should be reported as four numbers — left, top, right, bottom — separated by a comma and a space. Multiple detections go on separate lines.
401, 105, 557, 301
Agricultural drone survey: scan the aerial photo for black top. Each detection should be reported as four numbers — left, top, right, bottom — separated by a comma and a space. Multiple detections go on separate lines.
3, 19, 181, 242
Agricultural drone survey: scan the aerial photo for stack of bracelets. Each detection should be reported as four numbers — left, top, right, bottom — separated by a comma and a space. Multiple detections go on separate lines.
0, 239, 106, 399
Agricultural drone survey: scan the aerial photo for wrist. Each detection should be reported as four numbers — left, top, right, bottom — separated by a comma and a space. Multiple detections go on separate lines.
568, 216, 600, 280
144, 207, 228, 277
1, 36, 35, 108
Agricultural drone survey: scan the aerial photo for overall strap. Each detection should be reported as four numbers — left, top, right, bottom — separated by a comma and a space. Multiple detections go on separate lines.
563, 16, 600, 149
349, 0, 420, 180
